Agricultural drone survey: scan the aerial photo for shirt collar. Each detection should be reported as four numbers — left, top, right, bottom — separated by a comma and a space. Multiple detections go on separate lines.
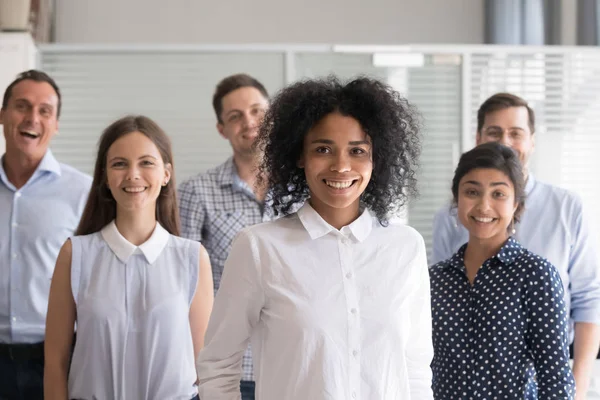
494, 236, 525, 266
525, 173, 536, 195
36, 150, 62, 176
297, 201, 373, 242
216, 157, 236, 187
447, 236, 524, 269
101, 220, 170, 264
0, 150, 61, 187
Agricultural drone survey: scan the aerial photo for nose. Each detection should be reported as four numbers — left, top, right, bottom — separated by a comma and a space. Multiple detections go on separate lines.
241, 112, 257, 129
498, 132, 511, 146
476, 195, 492, 212
24, 107, 40, 125
330, 152, 351, 173
125, 165, 141, 181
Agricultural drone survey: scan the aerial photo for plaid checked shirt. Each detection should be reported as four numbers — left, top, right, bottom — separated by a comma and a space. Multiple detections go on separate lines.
178, 157, 273, 382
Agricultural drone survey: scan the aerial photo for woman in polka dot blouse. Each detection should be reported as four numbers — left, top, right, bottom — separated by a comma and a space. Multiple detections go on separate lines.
429, 142, 575, 399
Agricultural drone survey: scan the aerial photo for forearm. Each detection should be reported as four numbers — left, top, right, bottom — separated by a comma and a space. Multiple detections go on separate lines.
43, 362, 69, 400
572, 322, 600, 397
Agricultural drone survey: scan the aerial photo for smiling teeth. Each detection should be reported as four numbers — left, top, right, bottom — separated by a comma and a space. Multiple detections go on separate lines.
325, 180, 353, 189
124, 187, 145, 193
474, 217, 494, 223
21, 130, 39, 137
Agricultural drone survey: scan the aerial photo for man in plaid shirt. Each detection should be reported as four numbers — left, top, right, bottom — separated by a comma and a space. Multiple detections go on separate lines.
178, 74, 271, 400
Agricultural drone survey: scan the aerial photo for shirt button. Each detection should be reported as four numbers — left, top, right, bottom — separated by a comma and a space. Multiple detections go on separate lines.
12, 253, 17, 259
352, 350, 359, 357
346, 272, 353, 279
350, 308, 357, 314
15, 192, 21, 198
352, 392, 357, 398
12, 223, 18, 228
12, 317, 16, 322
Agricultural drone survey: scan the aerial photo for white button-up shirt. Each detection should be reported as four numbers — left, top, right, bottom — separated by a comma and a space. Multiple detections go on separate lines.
197, 202, 433, 400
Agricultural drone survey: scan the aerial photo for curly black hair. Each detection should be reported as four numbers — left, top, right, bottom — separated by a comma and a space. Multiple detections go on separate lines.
257, 75, 422, 225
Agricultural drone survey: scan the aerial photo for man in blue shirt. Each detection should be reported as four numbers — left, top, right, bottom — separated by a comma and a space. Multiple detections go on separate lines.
432, 92, 600, 398
0, 70, 91, 399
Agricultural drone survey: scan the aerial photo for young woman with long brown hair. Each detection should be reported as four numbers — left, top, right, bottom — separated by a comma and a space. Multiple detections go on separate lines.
44, 115, 213, 400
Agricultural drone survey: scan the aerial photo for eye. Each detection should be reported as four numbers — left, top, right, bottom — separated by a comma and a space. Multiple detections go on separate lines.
315, 146, 331, 154
464, 188, 478, 197
350, 147, 368, 156
228, 114, 240, 122
15, 103, 27, 111
493, 191, 507, 199
111, 161, 126, 168
141, 160, 155, 166
40, 108, 52, 117
510, 131, 522, 139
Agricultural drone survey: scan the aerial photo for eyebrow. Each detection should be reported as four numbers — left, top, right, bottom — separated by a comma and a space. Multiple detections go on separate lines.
225, 103, 264, 116
14, 98, 54, 109
310, 139, 371, 145
108, 155, 158, 162
485, 126, 525, 131
463, 180, 510, 187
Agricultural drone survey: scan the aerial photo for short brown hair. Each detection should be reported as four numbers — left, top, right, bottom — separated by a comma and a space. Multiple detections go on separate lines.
76, 115, 180, 236
477, 93, 535, 134
212, 74, 268, 123
2, 69, 62, 118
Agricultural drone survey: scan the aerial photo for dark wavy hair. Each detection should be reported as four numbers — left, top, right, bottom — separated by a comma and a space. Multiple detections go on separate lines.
451, 142, 526, 223
257, 76, 421, 225
76, 115, 180, 236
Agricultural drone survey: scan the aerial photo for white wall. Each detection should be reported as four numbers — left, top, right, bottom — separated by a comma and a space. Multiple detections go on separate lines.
54, 0, 484, 44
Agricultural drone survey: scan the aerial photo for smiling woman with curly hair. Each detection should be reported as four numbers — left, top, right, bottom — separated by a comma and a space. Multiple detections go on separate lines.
258, 75, 421, 225
197, 76, 434, 400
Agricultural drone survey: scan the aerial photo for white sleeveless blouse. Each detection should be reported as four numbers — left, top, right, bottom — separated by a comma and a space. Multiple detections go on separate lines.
68, 221, 199, 400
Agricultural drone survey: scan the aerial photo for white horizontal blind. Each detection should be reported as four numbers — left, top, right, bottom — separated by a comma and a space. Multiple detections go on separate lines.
406, 57, 461, 262
40, 51, 286, 183
293, 53, 461, 260
469, 51, 600, 246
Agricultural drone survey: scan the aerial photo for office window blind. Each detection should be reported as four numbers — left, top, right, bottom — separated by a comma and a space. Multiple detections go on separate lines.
40, 50, 286, 183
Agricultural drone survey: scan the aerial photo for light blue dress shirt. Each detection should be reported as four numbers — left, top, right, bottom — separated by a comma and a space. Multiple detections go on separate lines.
0, 150, 91, 343
432, 174, 600, 338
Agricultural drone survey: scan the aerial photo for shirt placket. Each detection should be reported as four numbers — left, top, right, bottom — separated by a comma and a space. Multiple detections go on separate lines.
121, 259, 135, 399
464, 264, 486, 398
9, 190, 22, 339
339, 229, 361, 399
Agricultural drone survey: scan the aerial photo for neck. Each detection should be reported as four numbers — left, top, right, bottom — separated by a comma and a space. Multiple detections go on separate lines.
114, 206, 157, 246
309, 199, 361, 230
233, 154, 266, 201
2, 151, 43, 189
463, 234, 508, 280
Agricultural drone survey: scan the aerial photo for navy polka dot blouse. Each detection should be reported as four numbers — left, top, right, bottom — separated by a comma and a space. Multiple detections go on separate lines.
429, 237, 575, 399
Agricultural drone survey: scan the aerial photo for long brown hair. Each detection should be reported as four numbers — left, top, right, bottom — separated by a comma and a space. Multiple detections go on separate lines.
76, 115, 181, 236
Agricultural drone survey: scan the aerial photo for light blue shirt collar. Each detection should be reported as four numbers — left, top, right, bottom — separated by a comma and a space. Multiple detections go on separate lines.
0, 150, 62, 189
525, 173, 535, 195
